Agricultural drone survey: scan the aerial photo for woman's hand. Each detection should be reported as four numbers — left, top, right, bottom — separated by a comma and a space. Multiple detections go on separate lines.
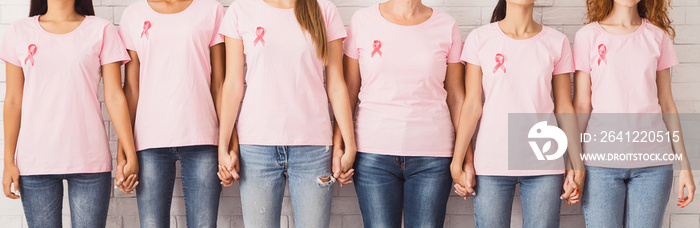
561, 169, 585, 205
452, 160, 476, 199
115, 154, 139, 194
678, 170, 696, 208
2, 163, 20, 199
218, 148, 240, 187
332, 145, 355, 187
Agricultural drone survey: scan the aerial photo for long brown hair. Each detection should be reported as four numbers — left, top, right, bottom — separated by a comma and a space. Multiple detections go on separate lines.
295, 0, 328, 63
586, 0, 675, 38
30, 0, 95, 17
490, 0, 507, 23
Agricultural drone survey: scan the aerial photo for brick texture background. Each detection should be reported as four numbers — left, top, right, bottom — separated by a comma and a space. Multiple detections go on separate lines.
0, 0, 699, 227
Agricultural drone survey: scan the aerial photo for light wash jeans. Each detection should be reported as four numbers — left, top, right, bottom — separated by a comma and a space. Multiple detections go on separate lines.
238, 145, 335, 228
582, 164, 673, 228
353, 152, 452, 228
136, 145, 221, 228
20, 172, 112, 228
473, 174, 564, 228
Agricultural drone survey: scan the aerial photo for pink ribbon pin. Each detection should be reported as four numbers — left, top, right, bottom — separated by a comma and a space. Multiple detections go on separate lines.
24, 44, 36, 66
141, 21, 151, 38
254, 27, 265, 47
493, 53, 505, 73
597, 44, 607, 65
371, 40, 382, 57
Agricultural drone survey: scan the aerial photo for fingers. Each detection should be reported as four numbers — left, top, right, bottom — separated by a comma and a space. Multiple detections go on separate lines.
679, 184, 696, 208
336, 169, 354, 187
118, 175, 138, 194
3, 179, 19, 199
679, 183, 685, 205
122, 175, 137, 190
229, 168, 241, 182
218, 165, 235, 187
561, 182, 575, 202
454, 184, 468, 198
332, 157, 342, 179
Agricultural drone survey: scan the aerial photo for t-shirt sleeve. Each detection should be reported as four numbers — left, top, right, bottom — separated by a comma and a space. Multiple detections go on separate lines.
209, 3, 226, 46
0, 24, 21, 67
101, 23, 131, 65
218, 5, 241, 39
460, 30, 480, 66
553, 36, 574, 75
447, 22, 463, 63
342, 14, 359, 59
324, 2, 347, 42
118, 9, 136, 51
657, 33, 678, 71
573, 29, 591, 74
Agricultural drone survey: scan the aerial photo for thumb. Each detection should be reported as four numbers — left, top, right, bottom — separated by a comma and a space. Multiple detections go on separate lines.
679, 182, 686, 202
332, 158, 341, 179
230, 169, 241, 181
13, 178, 19, 192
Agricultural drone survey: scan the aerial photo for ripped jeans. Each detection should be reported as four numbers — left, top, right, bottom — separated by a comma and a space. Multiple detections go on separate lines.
238, 145, 335, 228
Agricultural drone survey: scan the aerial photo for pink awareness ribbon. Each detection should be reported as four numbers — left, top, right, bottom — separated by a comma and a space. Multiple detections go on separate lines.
371, 40, 382, 57
493, 53, 505, 73
141, 21, 151, 38
597, 44, 607, 65
24, 44, 36, 66
254, 27, 265, 46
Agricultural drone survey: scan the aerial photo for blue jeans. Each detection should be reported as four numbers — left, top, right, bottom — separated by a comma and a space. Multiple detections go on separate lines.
19, 172, 111, 228
582, 165, 673, 228
353, 152, 452, 228
136, 145, 221, 228
473, 174, 563, 228
238, 145, 334, 227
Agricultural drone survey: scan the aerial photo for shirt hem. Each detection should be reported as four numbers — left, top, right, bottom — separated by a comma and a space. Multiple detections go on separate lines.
358, 148, 453, 157
475, 170, 565, 176
136, 140, 219, 151
19, 167, 112, 176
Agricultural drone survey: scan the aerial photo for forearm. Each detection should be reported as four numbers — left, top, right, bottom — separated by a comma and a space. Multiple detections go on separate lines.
327, 84, 357, 151
218, 82, 244, 153
661, 106, 691, 170
447, 93, 465, 130
3, 103, 21, 165
332, 122, 343, 150
451, 103, 481, 168
555, 105, 584, 170
105, 93, 137, 161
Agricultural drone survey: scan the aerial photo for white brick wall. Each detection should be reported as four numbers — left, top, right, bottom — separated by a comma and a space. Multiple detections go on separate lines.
0, 0, 699, 227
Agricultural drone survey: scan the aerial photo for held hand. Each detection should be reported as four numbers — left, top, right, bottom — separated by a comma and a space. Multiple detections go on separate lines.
115, 158, 139, 194
678, 170, 696, 208
2, 163, 20, 199
561, 170, 583, 205
332, 146, 355, 187
218, 149, 240, 187
451, 161, 476, 199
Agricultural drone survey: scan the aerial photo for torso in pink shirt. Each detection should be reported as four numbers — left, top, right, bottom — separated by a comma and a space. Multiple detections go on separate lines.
461, 23, 573, 176
573, 19, 677, 168
343, 4, 463, 157
0, 16, 130, 175
119, 0, 224, 151
218, 0, 347, 146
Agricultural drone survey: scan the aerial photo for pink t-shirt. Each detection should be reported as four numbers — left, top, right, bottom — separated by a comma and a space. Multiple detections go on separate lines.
218, 0, 347, 146
0, 16, 130, 175
343, 5, 463, 157
573, 19, 677, 168
119, 0, 224, 151
461, 23, 573, 176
